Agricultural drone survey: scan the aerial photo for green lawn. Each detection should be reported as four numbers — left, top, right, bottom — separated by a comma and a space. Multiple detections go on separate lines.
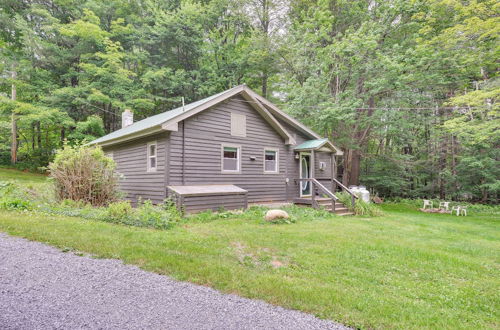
0, 169, 498, 329
0, 167, 48, 183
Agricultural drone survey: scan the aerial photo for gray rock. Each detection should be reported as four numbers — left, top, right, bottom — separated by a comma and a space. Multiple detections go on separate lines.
264, 209, 290, 222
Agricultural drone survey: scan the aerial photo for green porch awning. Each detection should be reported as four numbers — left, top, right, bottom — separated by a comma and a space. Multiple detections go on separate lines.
294, 138, 343, 155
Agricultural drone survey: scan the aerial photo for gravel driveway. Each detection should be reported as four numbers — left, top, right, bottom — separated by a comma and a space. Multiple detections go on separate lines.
0, 233, 347, 330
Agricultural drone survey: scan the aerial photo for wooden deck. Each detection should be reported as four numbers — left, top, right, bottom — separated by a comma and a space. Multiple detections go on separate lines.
167, 184, 247, 196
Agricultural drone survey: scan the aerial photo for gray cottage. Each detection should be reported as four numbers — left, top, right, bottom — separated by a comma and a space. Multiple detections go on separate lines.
90, 85, 357, 215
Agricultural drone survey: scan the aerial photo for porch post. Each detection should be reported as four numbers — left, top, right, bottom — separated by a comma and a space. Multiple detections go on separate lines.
310, 149, 315, 179
331, 153, 337, 193
310, 149, 315, 199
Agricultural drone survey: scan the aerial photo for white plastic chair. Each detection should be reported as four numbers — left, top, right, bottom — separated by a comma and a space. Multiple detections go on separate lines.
439, 202, 450, 211
423, 200, 433, 209
460, 206, 467, 216
451, 205, 461, 216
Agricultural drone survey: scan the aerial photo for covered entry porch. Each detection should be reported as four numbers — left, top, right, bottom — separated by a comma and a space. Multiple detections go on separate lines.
292, 138, 357, 215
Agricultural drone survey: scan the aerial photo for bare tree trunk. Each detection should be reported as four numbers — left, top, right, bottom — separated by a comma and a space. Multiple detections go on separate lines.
11, 68, 17, 164
31, 123, 35, 151
344, 98, 375, 186
348, 149, 361, 186
36, 121, 42, 149
61, 127, 66, 145
342, 149, 351, 187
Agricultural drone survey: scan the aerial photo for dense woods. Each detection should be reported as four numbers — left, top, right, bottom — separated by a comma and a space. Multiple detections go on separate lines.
0, 0, 498, 202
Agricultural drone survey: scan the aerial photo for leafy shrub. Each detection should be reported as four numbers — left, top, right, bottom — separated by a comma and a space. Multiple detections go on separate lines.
0, 181, 33, 210
134, 200, 173, 229
0, 198, 32, 210
337, 192, 383, 216
106, 201, 134, 220
49, 144, 120, 206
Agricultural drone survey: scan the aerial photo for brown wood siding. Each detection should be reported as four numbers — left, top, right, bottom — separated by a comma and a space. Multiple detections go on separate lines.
181, 194, 247, 213
168, 96, 290, 203
103, 133, 168, 204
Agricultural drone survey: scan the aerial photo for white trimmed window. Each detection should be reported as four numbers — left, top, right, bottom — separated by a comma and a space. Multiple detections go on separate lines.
264, 149, 278, 173
147, 141, 157, 172
222, 145, 241, 172
231, 113, 246, 137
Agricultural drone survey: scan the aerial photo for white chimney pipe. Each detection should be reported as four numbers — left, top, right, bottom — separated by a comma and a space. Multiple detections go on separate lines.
122, 109, 133, 128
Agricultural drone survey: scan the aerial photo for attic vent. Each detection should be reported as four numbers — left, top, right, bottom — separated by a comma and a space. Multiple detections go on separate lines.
231, 113, 246, 137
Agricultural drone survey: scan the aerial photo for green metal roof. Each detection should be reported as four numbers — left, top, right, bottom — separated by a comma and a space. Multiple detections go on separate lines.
293, 138, 329, 150
90, 87, 239, 145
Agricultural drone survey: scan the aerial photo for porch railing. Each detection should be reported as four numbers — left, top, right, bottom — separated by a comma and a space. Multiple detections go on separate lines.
298, 178, 338, 211
298, 178, 358, 211
331, 177, 359, 207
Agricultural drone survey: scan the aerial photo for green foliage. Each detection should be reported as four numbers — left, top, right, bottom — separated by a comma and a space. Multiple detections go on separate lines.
0, 185, 28, 210
0, 0, 498, 205
48, 144, 120, 206
68, 115, 105, 143
1, 181, 179, 230
106, 200, 133, 220
0, 181, 33, 210
337, 192, 383, 217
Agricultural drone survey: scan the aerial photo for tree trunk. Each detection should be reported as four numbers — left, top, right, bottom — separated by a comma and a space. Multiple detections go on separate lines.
11, 68, 17, 164
31, 123, 35, 151
348, 149, 361, 186
36, 121, 42, 149
61, 127, 66, 145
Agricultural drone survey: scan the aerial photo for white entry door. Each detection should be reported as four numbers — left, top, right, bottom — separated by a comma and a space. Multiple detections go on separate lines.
299, 153, 311, 197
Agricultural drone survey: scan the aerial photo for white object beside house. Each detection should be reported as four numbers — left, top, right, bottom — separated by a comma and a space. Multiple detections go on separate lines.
122, 109, 134, 128
423, 200, 433, 209
358, 186, 370, 203
439, 201, 450, 211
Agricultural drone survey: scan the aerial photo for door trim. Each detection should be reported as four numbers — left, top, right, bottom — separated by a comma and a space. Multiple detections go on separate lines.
299, 152, 311, 197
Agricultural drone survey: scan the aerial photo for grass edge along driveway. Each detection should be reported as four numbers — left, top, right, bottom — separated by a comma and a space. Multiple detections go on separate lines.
0, 206, 498, 329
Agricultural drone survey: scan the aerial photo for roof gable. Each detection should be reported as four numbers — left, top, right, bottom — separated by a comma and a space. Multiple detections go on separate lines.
293, 138, 342, 155
89, 85, 340, 152
89, 87, 238, 146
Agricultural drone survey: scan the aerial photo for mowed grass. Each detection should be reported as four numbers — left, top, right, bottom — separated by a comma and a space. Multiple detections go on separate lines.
0, 167, 48, 184
0, 169, 498, 329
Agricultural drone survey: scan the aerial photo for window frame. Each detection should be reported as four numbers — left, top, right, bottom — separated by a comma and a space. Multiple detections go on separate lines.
147, 141, 157, 172
263, 147, 279, 174
221, 144, 242, 173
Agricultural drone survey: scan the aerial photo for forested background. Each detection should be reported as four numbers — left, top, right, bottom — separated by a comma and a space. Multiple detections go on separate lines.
0, 0, 498, 202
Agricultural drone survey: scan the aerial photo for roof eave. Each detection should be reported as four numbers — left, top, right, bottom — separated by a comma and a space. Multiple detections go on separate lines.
88, 126, 165, 147
245, 89, 321, 140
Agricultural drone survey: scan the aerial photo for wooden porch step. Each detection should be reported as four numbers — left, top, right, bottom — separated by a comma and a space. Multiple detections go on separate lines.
318, 201, 345, 207
336, 212, 355, 216
293, 196, 355, 216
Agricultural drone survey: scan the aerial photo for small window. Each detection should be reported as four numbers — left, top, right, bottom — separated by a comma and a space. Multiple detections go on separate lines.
147, 141, 157, 172
264, 149, 278, 173
222, 145, 240, 172
231, 113, 246, 137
